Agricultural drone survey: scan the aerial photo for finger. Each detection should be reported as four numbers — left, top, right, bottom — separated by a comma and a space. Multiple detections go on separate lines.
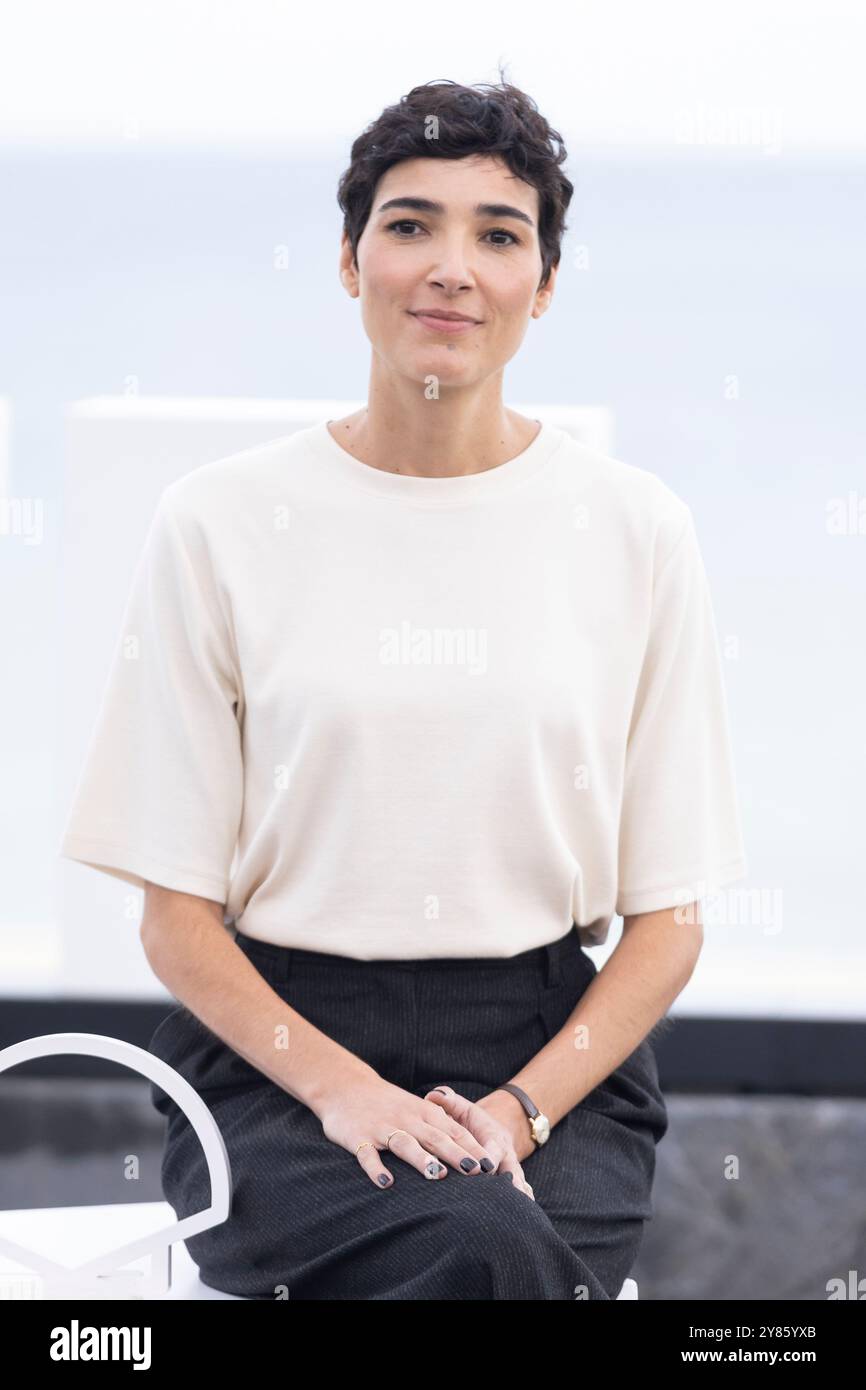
424, 1085, 472, 1123
500, 1153, 535, 1200
355, 1142, 394, 1189
423, 1097, 482, 1147
422, 1106, 501, 1173
385, 1128, 448, 1182
424, 1089, 502, 1170
415, 1124, 497, 1176
425, 1084, 492, 1139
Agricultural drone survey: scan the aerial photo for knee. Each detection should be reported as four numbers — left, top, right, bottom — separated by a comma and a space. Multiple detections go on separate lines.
435, 1171, 556, 1254
423, 1175, 581, 1299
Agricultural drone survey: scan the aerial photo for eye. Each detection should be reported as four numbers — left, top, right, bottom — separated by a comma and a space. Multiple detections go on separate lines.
385, 219, 424, 237
486, 228, 521, 247
384, 220, 521, 247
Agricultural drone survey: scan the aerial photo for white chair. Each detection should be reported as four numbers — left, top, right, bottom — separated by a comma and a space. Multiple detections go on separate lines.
0, 1032, 230, 1299
0, 1200, 242, 1301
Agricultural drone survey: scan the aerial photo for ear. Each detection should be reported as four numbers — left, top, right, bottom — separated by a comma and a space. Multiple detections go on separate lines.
532, 261, 557, 319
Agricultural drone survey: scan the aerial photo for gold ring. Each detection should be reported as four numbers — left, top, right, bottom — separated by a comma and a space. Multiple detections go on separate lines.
385, 1129, 409, 1150
355, 1140, 376, 1157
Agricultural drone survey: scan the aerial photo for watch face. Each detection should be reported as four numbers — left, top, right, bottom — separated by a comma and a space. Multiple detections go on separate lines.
533, 1114, 551, 1144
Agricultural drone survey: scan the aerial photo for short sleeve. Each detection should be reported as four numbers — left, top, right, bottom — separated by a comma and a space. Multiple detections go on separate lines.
59, 485, 244, 903
615, 506, 748, 917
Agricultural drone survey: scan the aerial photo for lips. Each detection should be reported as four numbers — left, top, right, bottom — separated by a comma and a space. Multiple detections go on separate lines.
410, 310, 479, 323
409, 310, 482, 335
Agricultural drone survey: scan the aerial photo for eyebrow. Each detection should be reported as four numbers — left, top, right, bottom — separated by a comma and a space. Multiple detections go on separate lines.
376, 196, 535, 229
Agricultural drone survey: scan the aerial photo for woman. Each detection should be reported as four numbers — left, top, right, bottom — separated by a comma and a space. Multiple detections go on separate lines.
60, 76, 748, 1300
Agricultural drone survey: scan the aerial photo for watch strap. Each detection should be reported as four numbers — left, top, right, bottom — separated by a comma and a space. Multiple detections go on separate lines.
494, 1081, 539, 1119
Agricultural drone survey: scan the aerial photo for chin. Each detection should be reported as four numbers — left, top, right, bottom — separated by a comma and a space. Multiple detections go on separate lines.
407, 344, 479, 370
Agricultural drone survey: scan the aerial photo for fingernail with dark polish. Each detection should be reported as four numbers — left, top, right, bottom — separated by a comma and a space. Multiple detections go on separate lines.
378, 1173, 390, 1186
480, 1156, 495, 1172
460, 1157, 479, 1171
426, 1161, 444, 1178
501, 1171, 513, 1181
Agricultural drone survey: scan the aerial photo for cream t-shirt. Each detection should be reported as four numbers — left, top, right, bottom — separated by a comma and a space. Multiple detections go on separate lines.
59, 418, 748, 958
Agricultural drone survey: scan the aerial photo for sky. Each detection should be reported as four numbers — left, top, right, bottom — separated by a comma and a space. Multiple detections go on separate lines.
1, 0, 865, 155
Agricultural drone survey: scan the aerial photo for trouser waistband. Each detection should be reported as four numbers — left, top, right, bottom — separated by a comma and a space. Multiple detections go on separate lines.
233, 922, 582, 989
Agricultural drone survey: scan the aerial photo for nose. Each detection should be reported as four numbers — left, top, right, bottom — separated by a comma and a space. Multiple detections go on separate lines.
426, 270, 475, 298
425, 236, 477, 294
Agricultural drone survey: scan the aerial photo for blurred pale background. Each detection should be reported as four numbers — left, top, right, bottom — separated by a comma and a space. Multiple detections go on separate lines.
1, 0, 863, 1016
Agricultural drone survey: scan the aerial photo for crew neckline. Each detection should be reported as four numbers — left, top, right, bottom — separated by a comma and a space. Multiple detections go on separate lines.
307, 416, 565, 505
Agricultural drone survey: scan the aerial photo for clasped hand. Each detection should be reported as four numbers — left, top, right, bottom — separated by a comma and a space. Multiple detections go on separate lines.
318, 1074, 535, 1199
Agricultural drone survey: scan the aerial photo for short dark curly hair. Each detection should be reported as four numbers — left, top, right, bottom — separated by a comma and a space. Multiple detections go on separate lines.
336, 68, 574, 293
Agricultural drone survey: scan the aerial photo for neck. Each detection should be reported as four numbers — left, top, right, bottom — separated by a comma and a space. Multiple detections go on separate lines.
332, 384, 538, 478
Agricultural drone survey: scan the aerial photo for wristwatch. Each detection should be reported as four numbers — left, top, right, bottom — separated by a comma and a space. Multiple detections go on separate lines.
494, 1082, 551, 1147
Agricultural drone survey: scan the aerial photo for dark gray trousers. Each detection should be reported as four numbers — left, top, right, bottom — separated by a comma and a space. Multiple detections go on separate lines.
148, 923, 669, 1300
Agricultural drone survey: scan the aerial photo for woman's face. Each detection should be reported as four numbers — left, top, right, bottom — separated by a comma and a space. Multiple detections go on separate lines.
340, 153, 556, 390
